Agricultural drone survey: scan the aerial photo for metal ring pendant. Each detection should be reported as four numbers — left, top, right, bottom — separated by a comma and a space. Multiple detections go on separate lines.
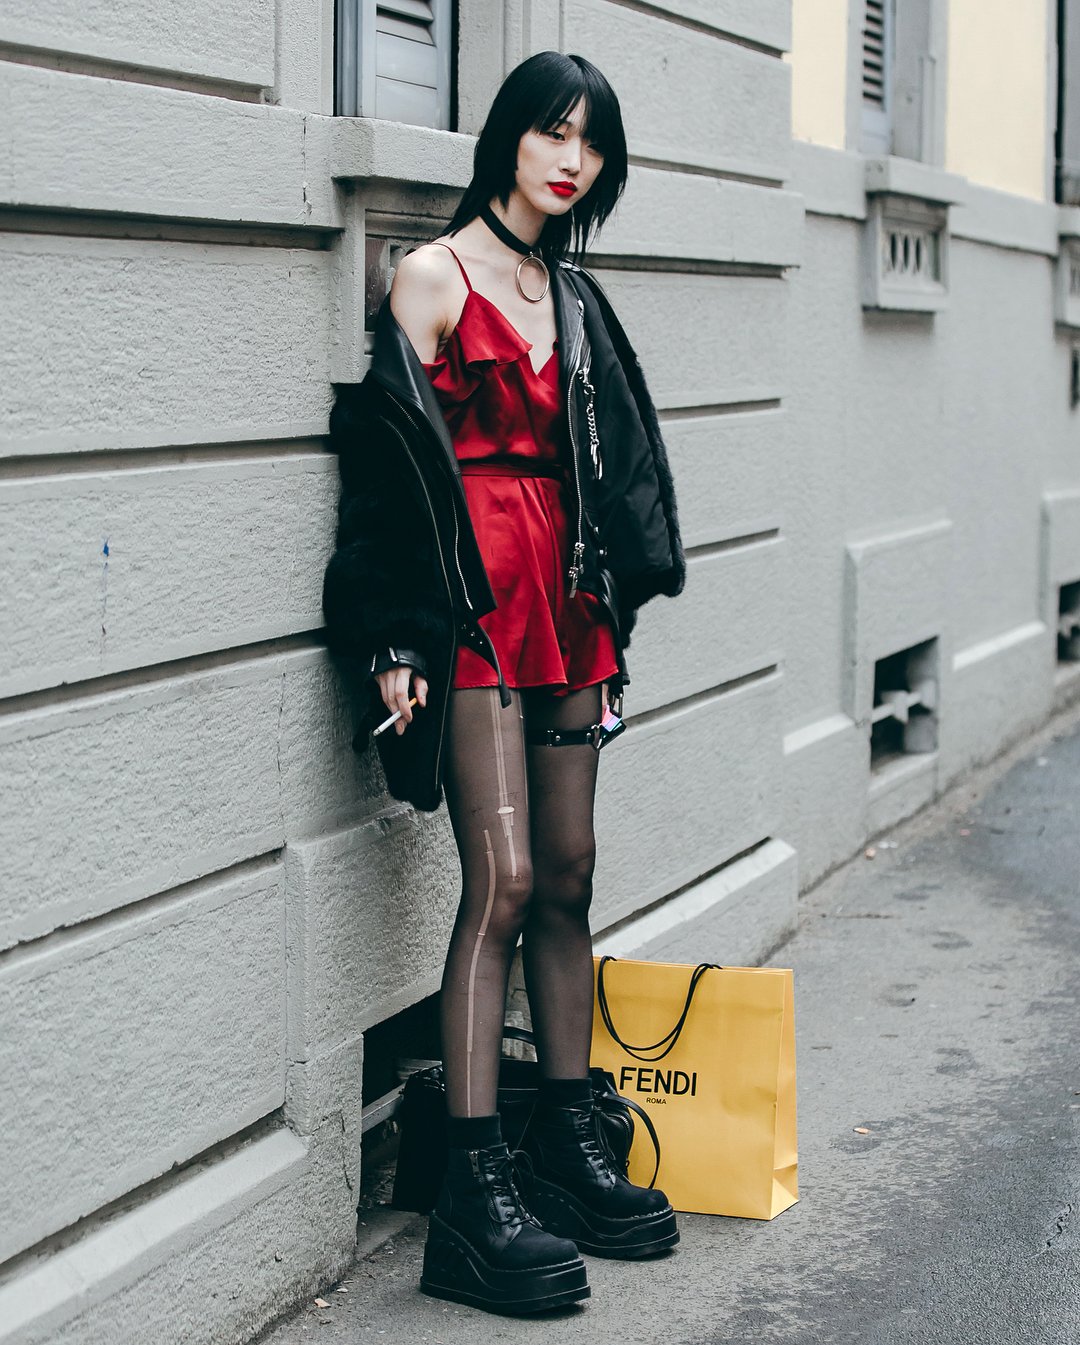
516, 253, 550, 303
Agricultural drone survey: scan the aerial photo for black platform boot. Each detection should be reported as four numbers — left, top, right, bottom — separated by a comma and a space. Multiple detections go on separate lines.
518, 1095, 680, 1259
420, 1141, 590, 1315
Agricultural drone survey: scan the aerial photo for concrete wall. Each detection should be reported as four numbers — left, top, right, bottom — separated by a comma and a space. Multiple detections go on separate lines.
3, 0, 1079, 1341
0, 1, 797, 1340
1, 0, 353, 1341
774, 0, 1080, 896
777, 143, 1080, 887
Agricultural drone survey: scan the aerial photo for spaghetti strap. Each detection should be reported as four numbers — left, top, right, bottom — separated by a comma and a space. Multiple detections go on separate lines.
429, 241, 473, 292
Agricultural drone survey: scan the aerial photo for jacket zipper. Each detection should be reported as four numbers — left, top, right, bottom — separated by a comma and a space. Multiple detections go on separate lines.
566, 297, 587, 597
449, 492, 472, 611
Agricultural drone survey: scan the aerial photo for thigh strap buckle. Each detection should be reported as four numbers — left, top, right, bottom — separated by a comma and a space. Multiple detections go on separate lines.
526, 713, 626, 751
526, 724, 602, 749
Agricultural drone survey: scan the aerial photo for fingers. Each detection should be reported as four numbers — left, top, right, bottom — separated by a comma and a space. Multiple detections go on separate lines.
393, 672, 428, 735
393, 670, 413, 734
375, 667, 427, 736
376, 667, 410, 715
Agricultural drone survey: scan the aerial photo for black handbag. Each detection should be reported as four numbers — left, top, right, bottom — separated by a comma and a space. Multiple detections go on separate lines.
390, 1025, 662, 1214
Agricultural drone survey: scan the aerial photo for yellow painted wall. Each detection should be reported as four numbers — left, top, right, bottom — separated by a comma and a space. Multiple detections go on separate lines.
788, 0, 849, 149
945, 0, 1050, 200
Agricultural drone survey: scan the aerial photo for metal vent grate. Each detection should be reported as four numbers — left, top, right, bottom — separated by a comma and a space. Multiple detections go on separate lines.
881, 219, 941, 287
863, 194, 949, 312
863, 0, 887, 106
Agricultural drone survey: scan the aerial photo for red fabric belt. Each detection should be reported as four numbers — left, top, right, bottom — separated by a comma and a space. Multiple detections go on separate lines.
459, 459, 566, 480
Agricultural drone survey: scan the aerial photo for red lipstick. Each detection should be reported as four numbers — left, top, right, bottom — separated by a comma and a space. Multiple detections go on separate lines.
549, 182, 577, 197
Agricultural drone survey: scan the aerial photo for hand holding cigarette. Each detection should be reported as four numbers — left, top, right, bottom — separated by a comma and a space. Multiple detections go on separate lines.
373, 664, 428, 736
373, 696, 419, 737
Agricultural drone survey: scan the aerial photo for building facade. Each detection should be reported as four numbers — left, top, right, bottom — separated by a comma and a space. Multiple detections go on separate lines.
1, 1, 1077, 1341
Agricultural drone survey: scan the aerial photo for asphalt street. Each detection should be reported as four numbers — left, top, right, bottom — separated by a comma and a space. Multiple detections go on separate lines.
259, 698, 1080, 1345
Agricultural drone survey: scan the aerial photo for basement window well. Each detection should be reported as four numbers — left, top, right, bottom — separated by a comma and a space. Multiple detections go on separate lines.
870, 638, 939, 769
1059, 580, 1080, 663
357, 992, 442, 1212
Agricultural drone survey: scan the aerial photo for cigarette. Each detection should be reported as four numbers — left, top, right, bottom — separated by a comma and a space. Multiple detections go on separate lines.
372, 696, 418, 737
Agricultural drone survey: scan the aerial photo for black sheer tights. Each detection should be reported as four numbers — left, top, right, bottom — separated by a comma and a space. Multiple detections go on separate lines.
439, 684, 602, 1117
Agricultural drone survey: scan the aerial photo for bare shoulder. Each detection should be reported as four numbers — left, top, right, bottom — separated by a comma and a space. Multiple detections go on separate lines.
391, 240, 465, 307
389, 241, 462, 357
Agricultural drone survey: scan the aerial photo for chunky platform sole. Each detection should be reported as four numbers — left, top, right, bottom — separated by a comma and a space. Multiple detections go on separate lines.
522, 1177, 680, 1259
420, 1215, 591, 1315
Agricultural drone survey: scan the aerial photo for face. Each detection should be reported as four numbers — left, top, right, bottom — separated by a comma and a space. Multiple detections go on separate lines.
515, 96, 605, 215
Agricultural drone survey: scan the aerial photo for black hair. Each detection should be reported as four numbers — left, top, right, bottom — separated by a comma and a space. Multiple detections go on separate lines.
443, 51, 628, 268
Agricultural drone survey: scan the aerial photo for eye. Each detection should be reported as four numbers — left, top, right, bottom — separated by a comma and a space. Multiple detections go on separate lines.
546, 129, 565, 141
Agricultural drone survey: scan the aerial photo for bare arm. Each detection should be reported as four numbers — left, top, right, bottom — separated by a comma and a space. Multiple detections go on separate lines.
388, 244, 459, 363
373, 246, 460, 732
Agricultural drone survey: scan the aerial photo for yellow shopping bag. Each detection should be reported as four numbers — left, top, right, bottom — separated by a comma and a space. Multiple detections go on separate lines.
590, 955, 798, 1220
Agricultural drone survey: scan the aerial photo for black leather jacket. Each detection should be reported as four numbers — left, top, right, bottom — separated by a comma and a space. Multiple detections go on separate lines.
322, 257, 685, 810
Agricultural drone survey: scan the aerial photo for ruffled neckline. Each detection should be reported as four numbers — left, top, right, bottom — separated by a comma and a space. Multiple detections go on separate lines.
425, 290, 558, 379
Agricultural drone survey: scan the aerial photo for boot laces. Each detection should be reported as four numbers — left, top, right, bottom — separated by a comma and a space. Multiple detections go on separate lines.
487, 1150, 542, 1228
568, 1106, 620, 1184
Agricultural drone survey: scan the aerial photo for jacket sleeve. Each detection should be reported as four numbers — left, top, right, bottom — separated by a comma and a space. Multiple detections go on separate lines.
370, 646, 429, 679
321, 381, 452, 669
570, 265, 686, 646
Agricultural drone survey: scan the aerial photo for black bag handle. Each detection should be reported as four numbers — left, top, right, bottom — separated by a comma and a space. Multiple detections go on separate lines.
596, 955, 722, 1063
506, 1028, 664, 1188
612, 1091, 662, 1188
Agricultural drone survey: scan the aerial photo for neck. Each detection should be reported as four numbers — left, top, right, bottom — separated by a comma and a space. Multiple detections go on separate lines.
486, 197, 545, 251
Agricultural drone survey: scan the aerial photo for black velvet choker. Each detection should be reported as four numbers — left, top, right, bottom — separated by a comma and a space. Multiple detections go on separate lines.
479, 202, 536, 255
478, 203, 550, 301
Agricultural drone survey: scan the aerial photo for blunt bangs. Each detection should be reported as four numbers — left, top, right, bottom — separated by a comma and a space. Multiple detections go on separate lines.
529, 66, 615, 155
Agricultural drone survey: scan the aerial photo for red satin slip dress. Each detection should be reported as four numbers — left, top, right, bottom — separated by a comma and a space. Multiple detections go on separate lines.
419, 242, 619, 695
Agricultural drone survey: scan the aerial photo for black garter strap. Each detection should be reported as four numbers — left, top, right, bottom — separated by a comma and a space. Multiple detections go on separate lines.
526, 725, 603, 749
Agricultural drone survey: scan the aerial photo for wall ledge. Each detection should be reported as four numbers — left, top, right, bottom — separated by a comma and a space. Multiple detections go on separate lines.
865, 156, 967, 205
331, 116, 473, 187
792, 141, 1059, 256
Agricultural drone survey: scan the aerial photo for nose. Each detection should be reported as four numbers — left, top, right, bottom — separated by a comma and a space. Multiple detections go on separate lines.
560, 138, 582, 176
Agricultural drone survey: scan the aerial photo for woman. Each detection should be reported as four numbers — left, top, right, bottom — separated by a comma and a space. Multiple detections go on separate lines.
323, 51, 685, 1315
